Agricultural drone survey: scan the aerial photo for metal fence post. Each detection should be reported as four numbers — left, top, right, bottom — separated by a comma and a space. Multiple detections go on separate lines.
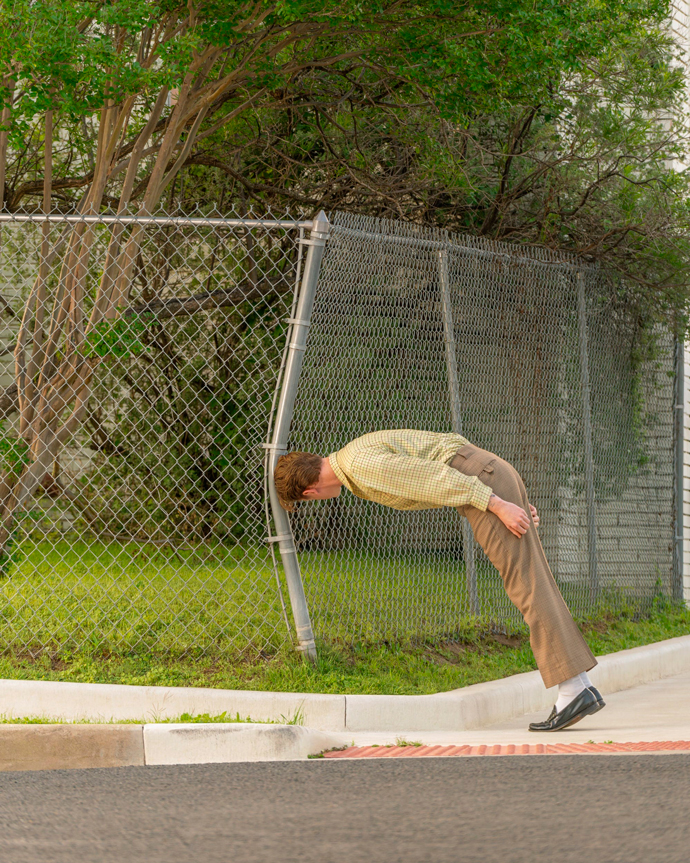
673, 337, 684, 601
266, 211, 330, 662
438, 249, 479, 615
576, 271, 599, 603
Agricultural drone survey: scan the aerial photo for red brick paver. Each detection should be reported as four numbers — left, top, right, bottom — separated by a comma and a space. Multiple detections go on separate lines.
323, 741, 690, 758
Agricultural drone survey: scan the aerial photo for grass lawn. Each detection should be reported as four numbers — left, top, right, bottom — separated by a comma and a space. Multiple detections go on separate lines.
0, 537, 688, 696
0, 600, 688, 696
0, 536, 519, 658
0, 537, 292, 656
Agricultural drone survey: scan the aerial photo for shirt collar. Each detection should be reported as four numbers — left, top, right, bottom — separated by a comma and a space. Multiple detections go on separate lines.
328, 452, 352, 491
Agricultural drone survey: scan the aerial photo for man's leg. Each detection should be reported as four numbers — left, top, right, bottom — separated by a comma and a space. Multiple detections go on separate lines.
451, 443, 596, 690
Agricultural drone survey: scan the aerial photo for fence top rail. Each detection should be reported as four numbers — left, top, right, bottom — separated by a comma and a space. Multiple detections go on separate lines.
0, 213, 312, 229
330, 222, 598, 274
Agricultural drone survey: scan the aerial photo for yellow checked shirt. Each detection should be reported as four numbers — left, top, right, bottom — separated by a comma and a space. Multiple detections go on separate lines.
328, 429, 493, 512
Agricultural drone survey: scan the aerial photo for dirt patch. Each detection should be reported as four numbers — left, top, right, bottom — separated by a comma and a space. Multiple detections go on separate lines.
490, 633, 524, 648
421, 631, 528, 666
581, 619, 611, 636
49, 655, 69, 671
437, 642, 470, 658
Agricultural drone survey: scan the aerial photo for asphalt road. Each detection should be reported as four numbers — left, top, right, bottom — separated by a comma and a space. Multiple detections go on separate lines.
1, 756, 689, 863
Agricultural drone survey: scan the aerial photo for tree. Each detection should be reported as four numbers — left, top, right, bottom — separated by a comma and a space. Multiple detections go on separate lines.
182, 1, 689, 328
0, 0, 686, 551
0, 0, 516, 548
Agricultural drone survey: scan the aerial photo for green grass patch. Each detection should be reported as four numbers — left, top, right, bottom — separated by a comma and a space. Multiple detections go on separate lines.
1, 537, 687, 696
0, 536, 621, 661
0, 538, 513, 655
0, 710, 308, 725
0, 537, 291, 657
1, 595, 688, 696
299, 548, 513, 643
0, 711, 257, 725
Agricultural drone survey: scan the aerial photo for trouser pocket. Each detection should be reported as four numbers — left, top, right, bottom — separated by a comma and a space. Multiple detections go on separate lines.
452, 443, 496, 480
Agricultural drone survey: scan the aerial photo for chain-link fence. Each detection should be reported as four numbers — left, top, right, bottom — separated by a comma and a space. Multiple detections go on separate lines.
0, 208, 316, 658
290, 213, 676, 644
0, 208, 677, 660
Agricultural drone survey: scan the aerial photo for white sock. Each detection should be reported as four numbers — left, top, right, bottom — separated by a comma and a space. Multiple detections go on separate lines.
555, 672, 592, 713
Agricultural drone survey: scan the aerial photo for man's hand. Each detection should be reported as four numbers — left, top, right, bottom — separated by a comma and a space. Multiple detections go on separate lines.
529, 504, 539, 528
487, 494, 531, 538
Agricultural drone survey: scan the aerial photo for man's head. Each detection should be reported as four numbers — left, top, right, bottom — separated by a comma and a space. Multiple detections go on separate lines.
274, 452, 342, 511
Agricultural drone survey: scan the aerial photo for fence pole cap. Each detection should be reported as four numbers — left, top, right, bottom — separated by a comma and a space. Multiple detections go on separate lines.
311, 210, 330, 236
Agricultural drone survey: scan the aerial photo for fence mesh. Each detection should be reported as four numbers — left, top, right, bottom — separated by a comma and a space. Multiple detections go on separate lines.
0, 209, 304, 658
290, 213, 675, 644
0, 208, 676, 659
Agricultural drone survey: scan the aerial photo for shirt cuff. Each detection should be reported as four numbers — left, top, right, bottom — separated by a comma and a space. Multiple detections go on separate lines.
470, 482, 493, 512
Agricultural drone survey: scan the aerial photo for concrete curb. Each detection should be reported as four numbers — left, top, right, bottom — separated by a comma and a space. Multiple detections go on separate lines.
1, 635, 689, 734
346, 634, 690, 731
0, 679, 345, 730
0, 724, 145, 772
144, 724, 337, 765
0, 723, 338, 772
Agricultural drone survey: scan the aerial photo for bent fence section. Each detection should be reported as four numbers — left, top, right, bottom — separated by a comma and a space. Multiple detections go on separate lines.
0, 208, 676, 659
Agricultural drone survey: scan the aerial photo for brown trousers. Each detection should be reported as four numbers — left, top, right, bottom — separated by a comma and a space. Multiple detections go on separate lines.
451, 444, 596, 689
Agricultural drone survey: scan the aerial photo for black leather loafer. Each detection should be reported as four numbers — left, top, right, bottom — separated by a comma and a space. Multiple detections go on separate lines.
588, 685, 605, 707
528, 687, 604, 732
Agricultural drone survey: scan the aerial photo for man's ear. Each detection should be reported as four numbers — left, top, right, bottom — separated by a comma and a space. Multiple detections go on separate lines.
301, 486, 318, 499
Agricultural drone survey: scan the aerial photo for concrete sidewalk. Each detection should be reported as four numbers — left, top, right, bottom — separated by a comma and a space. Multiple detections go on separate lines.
2, 669, 687, 770
327, 669, 690, 750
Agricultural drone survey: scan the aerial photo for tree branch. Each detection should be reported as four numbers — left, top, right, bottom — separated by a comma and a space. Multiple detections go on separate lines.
125, 276, 291, 321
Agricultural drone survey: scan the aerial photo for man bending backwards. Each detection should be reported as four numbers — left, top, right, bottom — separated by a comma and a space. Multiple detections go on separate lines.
275, 429, 605, 732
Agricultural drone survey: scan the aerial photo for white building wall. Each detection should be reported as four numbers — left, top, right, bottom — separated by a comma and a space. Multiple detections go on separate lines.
672, 3, 690, 603
677, 349, 690, 589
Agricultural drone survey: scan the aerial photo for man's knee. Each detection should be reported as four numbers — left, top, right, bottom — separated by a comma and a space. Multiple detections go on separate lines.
510, 464, 529, 499
494, 458, 527, 499
493, 455, 519, 480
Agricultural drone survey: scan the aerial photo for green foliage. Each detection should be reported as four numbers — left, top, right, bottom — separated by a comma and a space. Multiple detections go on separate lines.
0, 421, 29, 476
1, 0, 687, 326
0, 418, 34, 578
183, 0, 688, 328
4, 0, 627, 117
73, 221, 296, 545
81, 299, 286, 542
0, 532, 20, 579
81, 313, 153, 359
0, 421, 30, 577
